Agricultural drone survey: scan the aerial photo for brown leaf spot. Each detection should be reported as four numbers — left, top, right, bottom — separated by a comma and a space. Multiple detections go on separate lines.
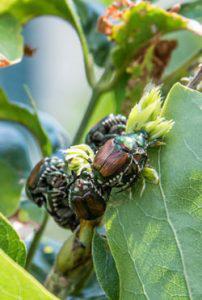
152, 39, 177, 79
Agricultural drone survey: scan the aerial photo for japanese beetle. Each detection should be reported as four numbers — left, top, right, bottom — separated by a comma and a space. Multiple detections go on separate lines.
93, 131, 148, 189
26, 156, 79, 230
68, 172, 109, 220
85, 114, 126, 151
46, 188, 79, 231
26, 156, 68, 206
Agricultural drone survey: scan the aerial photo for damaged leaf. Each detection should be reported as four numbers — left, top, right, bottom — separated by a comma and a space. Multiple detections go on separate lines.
98, 1, 202, 68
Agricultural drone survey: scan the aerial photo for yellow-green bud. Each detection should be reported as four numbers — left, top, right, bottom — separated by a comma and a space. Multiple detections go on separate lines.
64, 144, 94, 175
126, 86, 174, 140
142, 167, 159, 184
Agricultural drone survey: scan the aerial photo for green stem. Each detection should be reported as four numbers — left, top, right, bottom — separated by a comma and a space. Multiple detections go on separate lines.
69, 0, 95, 88
25, 212, 49, 270
73, 88, 101, 144
45, 220, 98, 299
162, 51, 201, 93
73, 65, 121, 145
188, 64, 202, 90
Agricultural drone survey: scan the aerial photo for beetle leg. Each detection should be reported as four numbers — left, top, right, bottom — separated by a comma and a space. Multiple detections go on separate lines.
113, 155, 133, 187
32, 186, 48, 195
116, 173, 138, 192
148, 138, 165, 148
50, 188, 67, 198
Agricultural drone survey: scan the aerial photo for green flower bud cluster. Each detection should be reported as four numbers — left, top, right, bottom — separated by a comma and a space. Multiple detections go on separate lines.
126, 86, 174, 140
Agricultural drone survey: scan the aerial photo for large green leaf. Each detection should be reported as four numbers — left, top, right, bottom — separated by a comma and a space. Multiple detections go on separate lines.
0, 89, 51, 156
0, 249, 58, 299
106, 83, 202, 299
0, 213, 26, 266
93, 231, 119, 300
0, 14, 23, 67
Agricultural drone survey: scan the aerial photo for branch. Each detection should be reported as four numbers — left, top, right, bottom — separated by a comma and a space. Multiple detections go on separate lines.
69, 0, 95, 88
45, 220, 98, 299
187, 64, 202, 90
73, 88, 101, 144
73, 65, 122, 144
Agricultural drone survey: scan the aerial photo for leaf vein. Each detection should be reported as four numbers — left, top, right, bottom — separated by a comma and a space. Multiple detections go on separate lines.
117, 208, 149, 300
158, 148, 193, 300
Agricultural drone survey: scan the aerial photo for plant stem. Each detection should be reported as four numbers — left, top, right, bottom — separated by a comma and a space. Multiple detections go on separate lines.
25, 211, 49, 270
73, 88, 101, 144
69, 0, 95, 88
73, 65, 121, 145
45, 220, 98, 299
162, 52, 201, 94
188, 64, 202, 89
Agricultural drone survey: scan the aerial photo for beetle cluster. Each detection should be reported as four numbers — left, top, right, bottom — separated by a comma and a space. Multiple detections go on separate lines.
26, 88, 174, 230
26, 114, 130, 228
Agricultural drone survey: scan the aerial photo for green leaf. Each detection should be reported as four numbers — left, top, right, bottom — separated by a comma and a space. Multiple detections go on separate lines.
0, 0, 75, 26
0, 121, 36, 216
111, 2, 202, 68
106, 83, 202, 299
0, 14, 23, 67
0, 160, 23, 217
0, 89, 52, 156
0, 213, 26, 266
0, 249, 58, 299
93, 231, 119, 300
